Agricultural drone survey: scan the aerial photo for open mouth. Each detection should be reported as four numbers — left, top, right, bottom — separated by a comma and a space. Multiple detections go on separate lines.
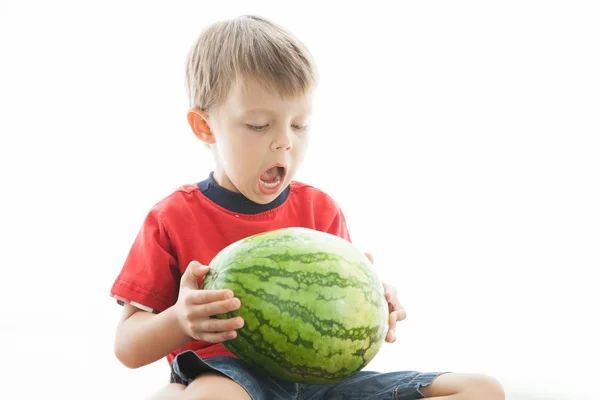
259, 165, 285, 189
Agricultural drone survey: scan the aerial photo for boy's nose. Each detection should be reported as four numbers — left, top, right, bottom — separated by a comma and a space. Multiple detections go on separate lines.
271, 130, 293, 151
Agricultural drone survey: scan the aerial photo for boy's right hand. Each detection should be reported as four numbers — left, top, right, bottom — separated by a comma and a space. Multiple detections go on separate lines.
175, 260, 244, 343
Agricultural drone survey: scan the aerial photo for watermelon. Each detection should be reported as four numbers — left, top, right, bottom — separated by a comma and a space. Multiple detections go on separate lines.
200, 227, 389, 384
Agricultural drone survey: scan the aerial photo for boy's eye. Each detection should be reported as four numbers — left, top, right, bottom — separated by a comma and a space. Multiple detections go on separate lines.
292, 124, 309, 131
246, 124, 309, 132
247, 124, 268, 132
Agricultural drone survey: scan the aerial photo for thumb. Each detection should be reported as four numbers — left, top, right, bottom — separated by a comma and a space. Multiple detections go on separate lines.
180, 261, 209, 290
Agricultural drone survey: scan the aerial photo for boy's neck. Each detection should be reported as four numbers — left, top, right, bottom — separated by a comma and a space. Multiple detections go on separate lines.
197, 171, 290, 214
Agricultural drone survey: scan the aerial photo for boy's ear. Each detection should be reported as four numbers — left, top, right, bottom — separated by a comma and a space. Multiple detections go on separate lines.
187, 107, 216, 145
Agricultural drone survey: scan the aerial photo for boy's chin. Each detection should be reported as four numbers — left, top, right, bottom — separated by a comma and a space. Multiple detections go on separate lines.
249, 182, 289, 204
250, 191, 281, 205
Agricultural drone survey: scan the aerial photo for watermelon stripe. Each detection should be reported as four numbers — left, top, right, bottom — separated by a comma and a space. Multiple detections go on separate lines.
230, 264, 364, 288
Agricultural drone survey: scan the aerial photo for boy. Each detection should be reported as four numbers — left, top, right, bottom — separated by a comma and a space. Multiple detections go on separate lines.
110, 15, 505, 399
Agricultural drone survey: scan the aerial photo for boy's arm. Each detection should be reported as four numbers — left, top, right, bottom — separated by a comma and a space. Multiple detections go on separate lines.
113, 261, 245, 369
114, 304, 189, 369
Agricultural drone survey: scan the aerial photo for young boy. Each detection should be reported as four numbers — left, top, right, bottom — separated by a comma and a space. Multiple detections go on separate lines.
110, 15, 505, 400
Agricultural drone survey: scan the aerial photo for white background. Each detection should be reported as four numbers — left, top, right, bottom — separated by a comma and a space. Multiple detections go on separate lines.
1, 1, 598, 399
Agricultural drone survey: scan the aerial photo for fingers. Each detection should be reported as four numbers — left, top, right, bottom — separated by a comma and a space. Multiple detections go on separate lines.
188, 313, 244, 343
384, 285, 397, 305
186, 315, 245, 343
394, 306, 407, 322
389, 311, 398, 327
181, 298, 245, 343
187, 296, 242, 318
180, 261, 209, 290
200, 316, 245, 333
384, 286, 407, 319
387, 298, 406, 316
195, 330, 238, 344
386, 328, 396, 343
187, 289, 235, 305
365, 252, 374, 264
386, 311, 397, 343
385, 308, 406, 343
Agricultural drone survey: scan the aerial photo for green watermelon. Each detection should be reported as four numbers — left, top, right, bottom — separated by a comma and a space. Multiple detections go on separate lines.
200, 227, 389, 384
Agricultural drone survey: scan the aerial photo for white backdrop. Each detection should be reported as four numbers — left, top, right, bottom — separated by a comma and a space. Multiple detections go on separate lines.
1, 1, 598, 399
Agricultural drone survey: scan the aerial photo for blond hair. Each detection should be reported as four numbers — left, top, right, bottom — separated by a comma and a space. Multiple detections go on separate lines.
185, 15, 317, 112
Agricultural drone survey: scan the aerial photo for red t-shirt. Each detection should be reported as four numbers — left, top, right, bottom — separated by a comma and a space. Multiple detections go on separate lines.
110, 172, 351, 365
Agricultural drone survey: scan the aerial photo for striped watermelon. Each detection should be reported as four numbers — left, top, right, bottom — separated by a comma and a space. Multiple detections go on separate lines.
200, 227, 389, 384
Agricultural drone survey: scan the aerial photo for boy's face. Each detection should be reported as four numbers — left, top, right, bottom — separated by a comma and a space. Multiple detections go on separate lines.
191, 79, 313, 205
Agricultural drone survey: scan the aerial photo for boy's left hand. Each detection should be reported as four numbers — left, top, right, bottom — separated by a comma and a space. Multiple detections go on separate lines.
365, 253, 407, 343
382, 281, 406, 343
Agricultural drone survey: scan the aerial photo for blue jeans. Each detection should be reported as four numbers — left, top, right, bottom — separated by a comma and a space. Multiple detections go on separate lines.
171, 350, 448, 400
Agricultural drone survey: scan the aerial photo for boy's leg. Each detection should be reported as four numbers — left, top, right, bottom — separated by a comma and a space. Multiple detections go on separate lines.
147, 376, 250, 400
299, 370, 444, 400
419, 372, 505, 399
147, 383, 185, 399
186, 373, 252, 399
299, 370, 504, 400
162, 350, 297, 400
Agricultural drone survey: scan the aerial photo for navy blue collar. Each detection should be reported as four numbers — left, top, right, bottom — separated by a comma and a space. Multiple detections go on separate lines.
197, 171, 290, 214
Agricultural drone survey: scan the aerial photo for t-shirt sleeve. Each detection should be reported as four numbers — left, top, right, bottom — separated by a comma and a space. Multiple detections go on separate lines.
110, 207, 180, 313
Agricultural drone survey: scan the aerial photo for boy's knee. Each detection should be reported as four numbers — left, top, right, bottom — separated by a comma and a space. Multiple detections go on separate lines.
467, 374, 505, 400
186, 373, 252, 400
147, 383, 186, 399
423, 372, 504, 399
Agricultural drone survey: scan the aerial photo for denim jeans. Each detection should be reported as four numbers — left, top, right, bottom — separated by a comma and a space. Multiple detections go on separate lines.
171, 350, 448, 400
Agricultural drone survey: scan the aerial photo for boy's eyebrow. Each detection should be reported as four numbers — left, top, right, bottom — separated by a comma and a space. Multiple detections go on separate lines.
242, 108, 275, 115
